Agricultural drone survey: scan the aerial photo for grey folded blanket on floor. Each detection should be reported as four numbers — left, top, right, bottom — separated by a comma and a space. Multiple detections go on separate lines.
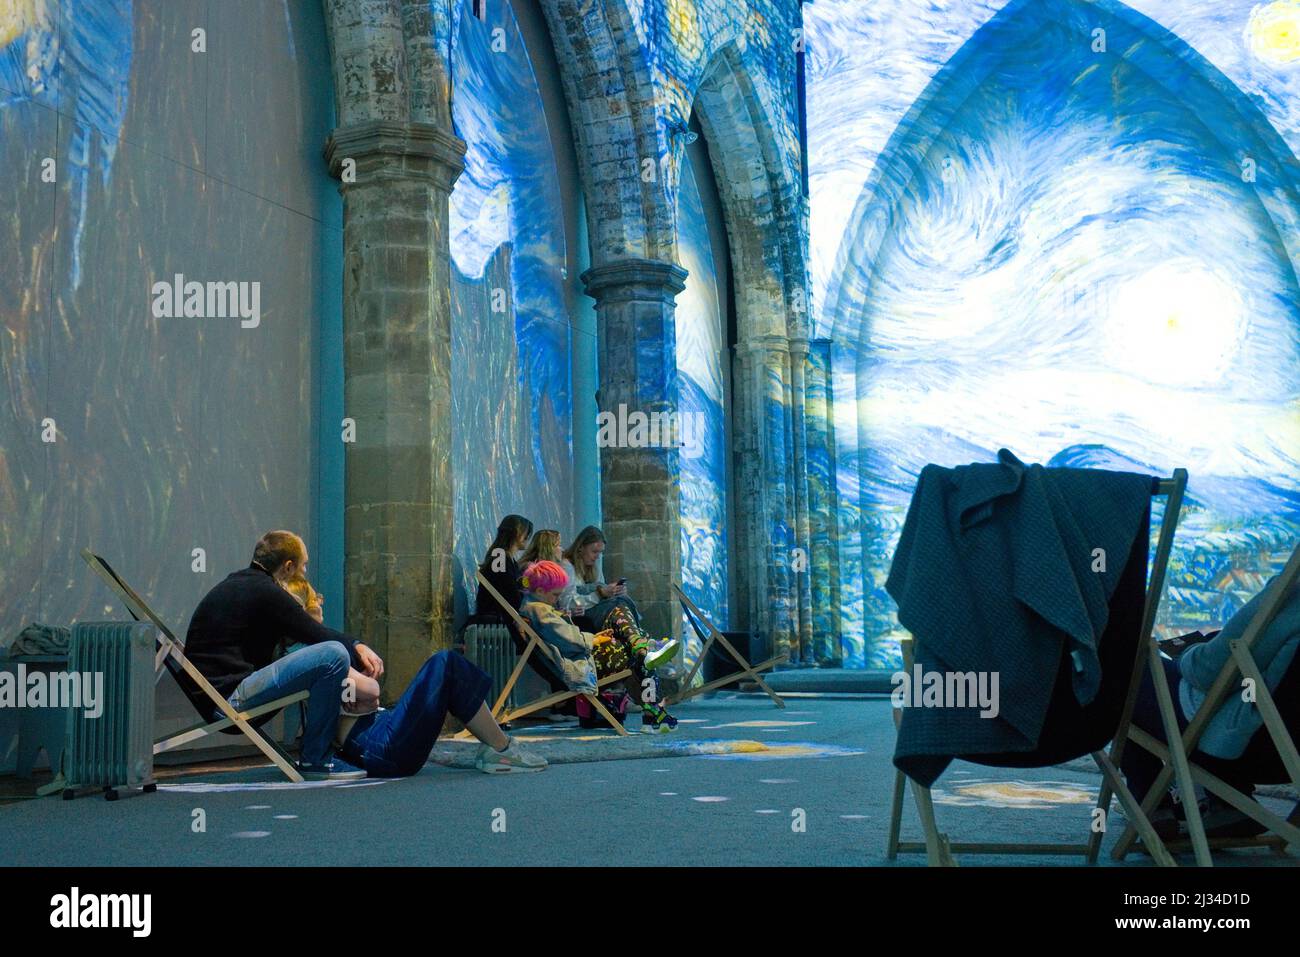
886, 448, 1154, 786
3, 623, 72, 657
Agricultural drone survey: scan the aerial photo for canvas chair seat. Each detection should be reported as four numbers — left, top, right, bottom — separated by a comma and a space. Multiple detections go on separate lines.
158, 650, 281, 734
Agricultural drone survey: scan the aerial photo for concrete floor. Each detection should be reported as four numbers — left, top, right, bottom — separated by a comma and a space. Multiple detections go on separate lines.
1, 693, 1295, 867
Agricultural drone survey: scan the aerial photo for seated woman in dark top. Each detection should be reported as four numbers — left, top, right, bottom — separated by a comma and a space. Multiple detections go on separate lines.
472, 514, 533, 621
469, 514, 569, 700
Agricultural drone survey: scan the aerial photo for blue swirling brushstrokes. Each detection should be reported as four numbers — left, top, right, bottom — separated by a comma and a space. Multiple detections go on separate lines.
1, 0, 134, 291
809, 0, 1300, 667
676, 160, 730, 656
448, 0, 574, 606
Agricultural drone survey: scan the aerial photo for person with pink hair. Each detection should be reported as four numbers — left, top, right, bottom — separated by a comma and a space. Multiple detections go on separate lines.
519, 560, 680, 733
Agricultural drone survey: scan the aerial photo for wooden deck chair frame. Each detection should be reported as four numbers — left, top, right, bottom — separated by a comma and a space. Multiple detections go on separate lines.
668, 583, 788, 708
457, 570, 631, 736
1110, 540, 1300, 866
81, 549, 308, 783
885, 470, 1189, 867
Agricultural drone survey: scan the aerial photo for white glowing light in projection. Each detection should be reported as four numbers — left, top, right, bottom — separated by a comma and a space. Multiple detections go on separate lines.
1247, 0, 1300, 65
1103, 263, 1246, 385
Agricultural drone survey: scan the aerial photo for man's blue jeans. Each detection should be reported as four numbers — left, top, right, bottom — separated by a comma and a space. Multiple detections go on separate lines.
341, 650, 492, 777
226, 641, 351, 766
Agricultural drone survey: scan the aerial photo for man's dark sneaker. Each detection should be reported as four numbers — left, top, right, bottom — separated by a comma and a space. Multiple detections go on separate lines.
1201, 796, 1268, 839
1149, 803, 1180, 841
297, 756, 367, 781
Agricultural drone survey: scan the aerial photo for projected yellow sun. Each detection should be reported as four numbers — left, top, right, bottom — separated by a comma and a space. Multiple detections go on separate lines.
1248, 0, 1300, 65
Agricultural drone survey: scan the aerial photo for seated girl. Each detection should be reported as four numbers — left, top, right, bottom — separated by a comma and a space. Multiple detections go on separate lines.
560, 525, 641, 630
519, 559, 680, 733
282, 577, 380, 716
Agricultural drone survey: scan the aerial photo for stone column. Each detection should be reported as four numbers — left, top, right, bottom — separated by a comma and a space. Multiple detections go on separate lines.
325, 120, 466, 703
805, 338, 841, 664
581, 258, 688, 644
733, 335, 796, 662
788, 336, 814, 665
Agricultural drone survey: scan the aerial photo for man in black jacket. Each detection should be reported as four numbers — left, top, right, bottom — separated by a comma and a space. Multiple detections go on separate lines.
185, 530, 385, 779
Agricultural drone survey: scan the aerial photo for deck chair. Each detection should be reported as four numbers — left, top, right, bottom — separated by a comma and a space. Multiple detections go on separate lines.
81, 549, 308, 782
885, 470, 1188, 866
1112, 540, 1300, 866
668, 583, 787, 708
457, 570, 632, 736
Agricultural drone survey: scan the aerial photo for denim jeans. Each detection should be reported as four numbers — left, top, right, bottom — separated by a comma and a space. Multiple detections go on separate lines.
340, 650, 492, 777
226, 641, 351, 766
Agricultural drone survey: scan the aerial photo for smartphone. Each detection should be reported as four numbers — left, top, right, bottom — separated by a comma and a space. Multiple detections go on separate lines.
615, 578, 628, 587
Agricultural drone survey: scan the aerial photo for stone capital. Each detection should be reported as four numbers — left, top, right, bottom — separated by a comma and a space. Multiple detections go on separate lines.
581, 257, 688, 306
737, 333, 792, 357
324, 121, 466, 192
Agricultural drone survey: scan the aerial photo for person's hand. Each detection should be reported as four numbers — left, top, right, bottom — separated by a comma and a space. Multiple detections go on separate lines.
342, 671, 382, 713
355, 643, 385, 679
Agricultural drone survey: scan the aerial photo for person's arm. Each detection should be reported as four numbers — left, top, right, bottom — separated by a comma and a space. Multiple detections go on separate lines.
527, 602, 594, 657
1182, 574, 1300, 693
1179, 584, 1271, 693
264, 584, 366, 669
561, 578, 597, 613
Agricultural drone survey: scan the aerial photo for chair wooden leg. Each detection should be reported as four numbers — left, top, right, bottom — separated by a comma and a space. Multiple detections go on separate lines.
1126, 726, 1300, 852
671, 583, 786, 708
490, 636, 540, 718
908, 778, 955, 867
1093, 749, 1177, 867
668, 655, 788, 705
1148, 643, 1212, 866
1231, 641, 1300, 792
886, 767, 907, 860
583, 693, 630, 736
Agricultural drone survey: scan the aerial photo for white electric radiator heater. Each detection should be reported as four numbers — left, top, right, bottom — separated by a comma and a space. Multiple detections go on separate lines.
65, 621, 157, 801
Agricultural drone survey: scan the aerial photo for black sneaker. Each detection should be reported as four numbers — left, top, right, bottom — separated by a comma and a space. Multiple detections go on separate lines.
1149, 803, 1180, 841
641, 705, 678, 734
1202, 796, 1267, 839
296, 757, 367, 781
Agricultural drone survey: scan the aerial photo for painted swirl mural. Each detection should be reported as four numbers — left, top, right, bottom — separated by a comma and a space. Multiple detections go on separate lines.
808, 0, 1300, 667
1, 0, 339, 642
448, 1, 576, 610
675, 157, 730, 661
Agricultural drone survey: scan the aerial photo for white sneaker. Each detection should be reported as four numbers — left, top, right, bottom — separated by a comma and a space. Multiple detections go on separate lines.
475, 737, 548, 774
644, 639, 680, 673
